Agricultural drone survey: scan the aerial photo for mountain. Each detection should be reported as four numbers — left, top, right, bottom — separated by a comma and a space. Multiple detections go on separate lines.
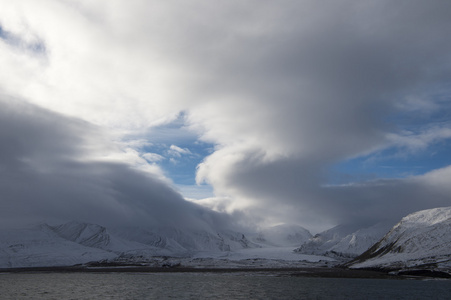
251, 224, 312, 247
0, 224, 117, 268
49, 221, 149, 253
294, 221, 393, 259
347, 207, 451, 275
0, 221, 259, 268
50, 221, 260, 255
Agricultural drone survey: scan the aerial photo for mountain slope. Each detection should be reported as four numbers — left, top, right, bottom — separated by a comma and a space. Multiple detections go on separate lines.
112, 226, 259, 254
0, 221, 262, 268
347, 207, 451, 273
0, 224, 116, 268
251, 224, 312, 247
294, 222, 392, 258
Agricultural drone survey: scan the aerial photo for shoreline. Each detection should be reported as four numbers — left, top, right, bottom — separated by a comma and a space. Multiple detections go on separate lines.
2, 264, 449, 279
0, 265, 400, 279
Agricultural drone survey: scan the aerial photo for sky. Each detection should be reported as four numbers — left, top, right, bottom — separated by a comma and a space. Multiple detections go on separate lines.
1, 0, 451, 233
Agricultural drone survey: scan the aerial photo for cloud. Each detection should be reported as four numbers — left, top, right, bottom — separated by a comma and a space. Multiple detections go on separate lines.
0, 96, 239, 232
387, 126, 451, 153
189, 0, 451, 229
142, 152, 165, 163
0, 24, 46, 55
1, 1, 451, 231
319, 168, 451, 227
168, 145, 192, 158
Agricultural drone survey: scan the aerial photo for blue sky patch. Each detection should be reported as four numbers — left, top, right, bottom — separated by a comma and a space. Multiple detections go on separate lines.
138, 113, 215, 186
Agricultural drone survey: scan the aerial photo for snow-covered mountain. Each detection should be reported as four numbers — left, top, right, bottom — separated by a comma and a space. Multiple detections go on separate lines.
294, 221, 393, 258
0, 221, 260, 268
14, 209, 451, 271
49, 222, 149, 253
0, 224, 117, 268
113, 226, 259, 253
251, 224, 312, 247
347, 207, 451, 274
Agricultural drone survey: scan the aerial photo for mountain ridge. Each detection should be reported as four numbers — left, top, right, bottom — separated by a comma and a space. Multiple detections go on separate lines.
2, 206, 451, 273
294, 221, 393, 259
0, 221, 311, 268
346, 206, 451, 275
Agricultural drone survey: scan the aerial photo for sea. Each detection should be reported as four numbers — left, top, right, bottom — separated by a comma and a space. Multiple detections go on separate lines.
1, 272, 450, 299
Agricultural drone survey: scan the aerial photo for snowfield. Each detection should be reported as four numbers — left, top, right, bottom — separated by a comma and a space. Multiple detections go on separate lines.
184, 246, 335, 268
0, 225, 117, 268
0, 221, 335, 269
294, 221, 393, 259
2, 206, 451, 273
348, 206, 451, 273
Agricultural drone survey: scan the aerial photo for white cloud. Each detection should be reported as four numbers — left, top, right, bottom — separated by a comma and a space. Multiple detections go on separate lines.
1, 0, 451, 229
417, 165, 451, 190
387, 126, 451, 152
0, 97, 244, 232
142, 152, 165, 163
168, 145, 192, 157
0, 0, 190, 130
176, 184, 214, 201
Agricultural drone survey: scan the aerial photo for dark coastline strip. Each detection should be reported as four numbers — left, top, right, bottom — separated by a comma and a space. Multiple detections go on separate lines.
0, 266, 397, 279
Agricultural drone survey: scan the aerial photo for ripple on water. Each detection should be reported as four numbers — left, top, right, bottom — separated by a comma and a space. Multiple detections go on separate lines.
0, 272, 451, 299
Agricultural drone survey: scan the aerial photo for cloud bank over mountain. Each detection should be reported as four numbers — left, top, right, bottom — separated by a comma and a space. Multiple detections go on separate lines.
1, 1, 451, 231
0, 97, 234, 232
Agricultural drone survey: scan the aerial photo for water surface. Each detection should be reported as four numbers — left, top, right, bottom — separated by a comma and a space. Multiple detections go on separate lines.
1, 272, 450, 299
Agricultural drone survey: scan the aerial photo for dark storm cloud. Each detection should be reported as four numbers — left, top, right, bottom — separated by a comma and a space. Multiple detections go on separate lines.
2, 1, 451, 231
0, 96, 232, 230
212, 156, 451, 231
189, 1, 451, 229
193, 0, 451, 154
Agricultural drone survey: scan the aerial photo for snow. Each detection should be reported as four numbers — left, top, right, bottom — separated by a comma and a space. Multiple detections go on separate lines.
50, 222, 149, 253
4, 207, 450, 272
399, 207, 451, 227
113, 227, 260, 254
193, 246, 330, 262
0, 225, 116, 268
294, 221, 393, 258
348, 206, 451, 272
0, 221, 335, 269
250, 224, 312, 247
328, 222, 394, 257
173, 247, 335, 269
